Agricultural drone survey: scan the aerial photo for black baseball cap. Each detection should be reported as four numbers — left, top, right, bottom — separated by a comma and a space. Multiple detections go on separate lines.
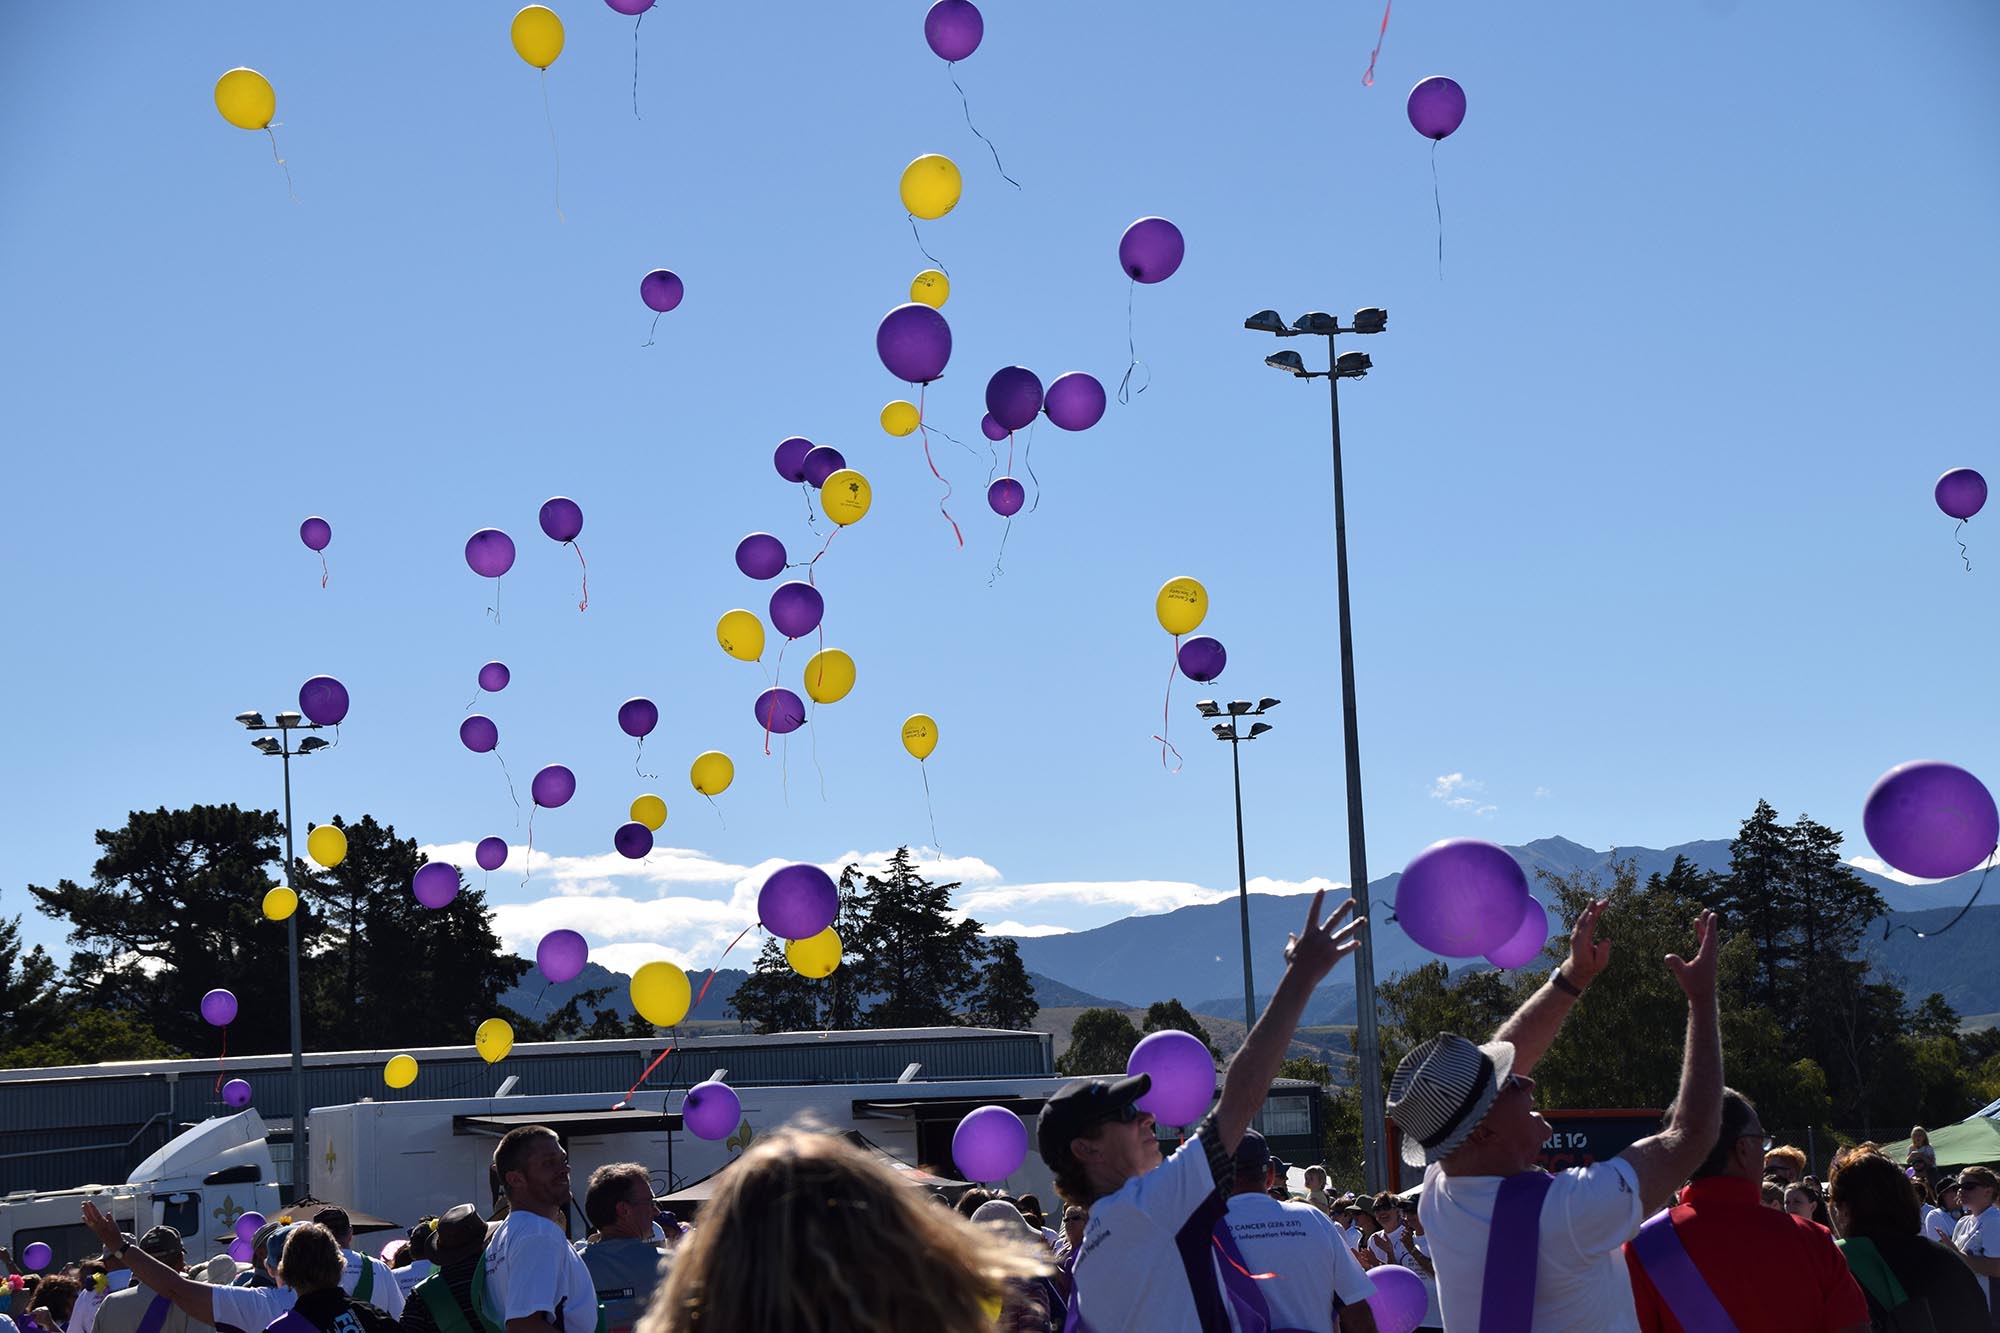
1232, 1129, 1271, 1172
1036, 1074, 1151, 1170
311, 1207, 350, 1234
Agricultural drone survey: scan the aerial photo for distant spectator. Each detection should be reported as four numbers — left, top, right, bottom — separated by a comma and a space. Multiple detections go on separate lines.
1761, 1179, 1785, 1210
1904, 1126, 1936, 1176
273, 1223, 399, 1333
1950, 1164, 2000, 1320
971, 1201, 1065, 1332
1304, 1165, 1332, 1214
310, 1207, 404, 1319
1766, 1144, 1808, 1185
955, 1188, 994, 1220
1058, 1206, 1087, 1258
1015, 1194, 1059, 1253
577, 1163, 667, 1333
1915, 1177, 1955, 1244
399, 1206, 488, 1333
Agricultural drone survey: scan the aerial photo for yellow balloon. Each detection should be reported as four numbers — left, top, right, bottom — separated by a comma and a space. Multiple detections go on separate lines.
902, 714, 939, 762
475, 1018, 514, 1064
785, 928, 842, 979
510, 5, 565, 69
910, 269, 950, 308
630, 794, 667, 831
821, 469, 872, 527
631, 961, 691, 1027
691, 750, 734, 797
717, 609, 765, 663
307, 824, 347, 869
899, 154, 962, 220
881, 400, 920, 437
804, 649, 856, 705
1156, 576, 1209, 637
383, 1054, 419, 1089
261, 886, 298, 922
214, 68, 276, 131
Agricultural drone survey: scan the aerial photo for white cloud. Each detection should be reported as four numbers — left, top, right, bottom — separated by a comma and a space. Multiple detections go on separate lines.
958, 878, 1236, 914
1533, 786, 1552, 800
1429, 773, 1498, 817
1844, 856, 1948, 887
982, 920, 1075, 937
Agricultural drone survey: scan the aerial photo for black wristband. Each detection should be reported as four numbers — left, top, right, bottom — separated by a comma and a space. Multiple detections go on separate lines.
1550, 966, 1583, 998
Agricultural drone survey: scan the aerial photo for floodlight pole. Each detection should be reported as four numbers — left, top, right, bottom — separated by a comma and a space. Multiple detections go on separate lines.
1205, 707, 1272, 1032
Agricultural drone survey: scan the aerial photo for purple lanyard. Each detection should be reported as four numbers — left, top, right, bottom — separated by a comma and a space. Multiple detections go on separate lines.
1479, 1170, 1553, 1329
1629, 1209, 1738, 1333
135, 1295, 173, 1333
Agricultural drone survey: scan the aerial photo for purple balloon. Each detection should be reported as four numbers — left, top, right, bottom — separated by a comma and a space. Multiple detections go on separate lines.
539, 496, 584, 543
952, 1105, 1028, 1182
802, 446, 848, 489
1936, 468, 1988, 521
20, 1242, 51, 1272
877, 303, 953, 384
476, 836, 509, 871
531, 764, 577, 809
299, 517, 331, 552
460, 715, 499, 754
233, 1211, 265, 1242
988, 477, 1025, 517
985, 366, 1044, 432
619, 697, 659, 738
769, 581, 824, 639
773, 436, 814, 483
466, 528, 516, 579
754, 687, 807, 735
1484, 896, 1549, 970
412, 861, 460, 910
1127, 1030, 1215, 1125
1044, 372, 1107, 431
223, 1079, 253, 1110
981, 412, 1008, 442
1366, 1265, 1429, 1333
613, 821, 654, 860
227, 1237, 254, 1265
478, 661, 511, 693
639, 268, 683, 313
537, 928, 588, 983
200, 988, 238, 1028
1863, 760, 1999, 880
923, 0, 983, 61
1119, 217, 1185, 284
299, 675, 350, 726
758, 863, 838, 940
1395, 839, 1531, 959
1176, 636, 1226, 683
735, 532, 787, 580
1407, 75, 1467, 141
683, 1079, 742, 1141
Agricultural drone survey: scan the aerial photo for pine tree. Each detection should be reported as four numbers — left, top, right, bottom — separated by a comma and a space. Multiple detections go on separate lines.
851, 849, 989, 1029
1710, 800, 1791, 1009
729, 937, 826, 1034
1142, 999, 1217, 1062
966, 937, 1039, 1029
0, 913, 71, 1052
1057, 1008, 1142, 1075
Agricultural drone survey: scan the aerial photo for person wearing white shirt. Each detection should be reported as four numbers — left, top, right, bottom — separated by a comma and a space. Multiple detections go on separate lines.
480, 1126, 598, 1333
78, 1209, 298, 1333
1220, 1130, 1376, 1331
307, 1208, 404, 1320
1038, 892, 1366, 1332
1951, 1165, 2000, 1320
1386, 902, 1725, 1333
1362, 1194, 1440, 1331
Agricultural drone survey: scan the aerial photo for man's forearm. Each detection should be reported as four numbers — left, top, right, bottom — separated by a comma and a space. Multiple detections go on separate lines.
1490, 976, 1580, 1075
1958, 1250, 2000, 1277
1216, 962, 1318, 1151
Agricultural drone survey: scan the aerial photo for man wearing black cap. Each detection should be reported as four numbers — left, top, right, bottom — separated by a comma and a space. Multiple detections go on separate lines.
310, 1210, 404, 1320
1036, 890, 1365, 1331
1221, 1130, 1378, 1332
91, 1230, 208, 1333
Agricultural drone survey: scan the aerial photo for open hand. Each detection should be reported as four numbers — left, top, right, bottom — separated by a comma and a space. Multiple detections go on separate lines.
1565, 898, 1612, 989
1282, 891, 1365, 987
1665, 909, 1721, 1002
82, 1201, 124, 1250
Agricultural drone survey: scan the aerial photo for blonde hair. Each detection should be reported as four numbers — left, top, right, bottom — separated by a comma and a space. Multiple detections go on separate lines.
642, 1125, 1049, 1332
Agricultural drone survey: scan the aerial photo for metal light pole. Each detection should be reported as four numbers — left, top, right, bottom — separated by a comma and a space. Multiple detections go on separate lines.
1244, 306, 1391, 1190
236, 709, 328, 1201
1197, 698, 1279, 1030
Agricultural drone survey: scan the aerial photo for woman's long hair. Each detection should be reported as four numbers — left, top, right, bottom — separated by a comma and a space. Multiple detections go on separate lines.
643, 1125, 1050, 1332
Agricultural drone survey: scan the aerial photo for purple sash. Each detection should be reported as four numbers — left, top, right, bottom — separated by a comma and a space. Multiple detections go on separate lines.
1479, 1170, 1553, 1330
1629, 1209, 1738, 1333
135, 1296, 173, 1333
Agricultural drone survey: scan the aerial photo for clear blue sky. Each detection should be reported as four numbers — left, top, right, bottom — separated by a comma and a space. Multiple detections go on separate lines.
4, 2, 1996, 977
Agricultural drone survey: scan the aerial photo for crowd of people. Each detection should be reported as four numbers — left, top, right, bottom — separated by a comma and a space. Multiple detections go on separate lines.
3, 892, 1996, 1329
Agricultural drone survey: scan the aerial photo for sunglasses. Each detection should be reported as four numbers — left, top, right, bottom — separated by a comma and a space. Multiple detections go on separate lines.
1090, 1101, 1143, 1129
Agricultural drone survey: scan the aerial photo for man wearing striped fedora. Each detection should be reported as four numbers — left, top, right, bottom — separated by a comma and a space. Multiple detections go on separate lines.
1385, 901, 1723, 1332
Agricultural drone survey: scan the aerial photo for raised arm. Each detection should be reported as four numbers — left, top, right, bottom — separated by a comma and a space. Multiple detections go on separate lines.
80, 1203, 215, 1328
1491, 898, 1610, 1075
1616, 911, 1724, 1213
1215, 890, 1365, 1155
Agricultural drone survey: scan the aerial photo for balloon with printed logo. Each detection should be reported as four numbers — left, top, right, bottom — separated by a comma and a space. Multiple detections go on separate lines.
988, 478, 1025, 517
985, 367, 1043, 433
460, 715, 499, 754
1119, 217, 1185, 284
786, 927, 842, 978
383, 1054, 419, 1089
924, 0, 983, 61
822, 470, 872, 526
882, 400, 921, 437
1485, 896, 1550, 970
476, 1018, 514, 1063
1176, 636, 1226, 683
1365, 1265, 1428, 1333
804, 649, 856, 704
773, 436, 814, 483
478, 661, 511, 693
802, 446, 847, 489
262, 886, 298, 921
510, 5, 564, 67
755, 688, 807, 735
1863, 761, 1999, 880
902, 714, 939, 761
683, 1080, 741, 1140
214, 68, 276, 131
769, 581, 824, 639
1155, 577, 1207, 636
900, 153, 962, 220
1127, 1029, 1215, 1125
910, 269, 950, 308
953, 1105, 1028, 1182
759, 863, 839, 940
630, 794, 667, 831
307, 824, 347, 868
465, 528, 516, 578
531, 764, 576, 808
1043, 372, 1107, 431
690, 750, 734, 797
536, 929, 588, 983
613, 821, 653, 859
735, 533, 787, 580
412, 861, 459, 909
223, 1079, 253, 1109
717, 609, 765, 662
299, 676, 349, 727
631, 960, 691, 1027
201, 989, 239, 1027
1395, 838, 1533, 959
877, 303, 953, 384
476, 837, 509, 872
1406, 76, 1467, 140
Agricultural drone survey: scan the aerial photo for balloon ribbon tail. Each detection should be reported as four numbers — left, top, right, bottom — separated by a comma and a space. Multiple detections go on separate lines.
1885, 846, 1996, 941
496, 751, 522, 821
1956, 519, 1971, 572
631, 12, 644, 120
541, 69, 565, 223
1025, 424, 1042, 513
988, 518, 1011, 587
950, 66, 1021, 189
265, 127, 299, 204
916, 385, 964, 547
571, 541, 588, 610
1432, 138, 1444, 280
643, 311, 661, 348
215, 1026, 227, 1095
1152, 645, 1184, 773
921, 761, 941, 853
1118, 280, 1151, 404
1212, 1236, 1277, 1282
907, 214, 947, 274
319, 553, 328, 589
1362, 0, 1391, 86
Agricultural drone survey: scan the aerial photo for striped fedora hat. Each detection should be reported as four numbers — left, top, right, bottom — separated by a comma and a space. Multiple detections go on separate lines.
1386, 1033, 1516, 1168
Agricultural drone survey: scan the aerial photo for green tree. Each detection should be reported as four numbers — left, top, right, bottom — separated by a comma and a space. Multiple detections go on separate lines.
1, 1008, 184, 1067
1058, 1008, 1142, 1075
1711, 800, 1790, 1010
0, 913, 71, 1052
512, 984, 651, 1041
850, 849, 988, 1029
730, 870, 866, 1034
1375, 960, 1518, 1085
966, 937, 1039, 1029
1143, 999, 1217, 1061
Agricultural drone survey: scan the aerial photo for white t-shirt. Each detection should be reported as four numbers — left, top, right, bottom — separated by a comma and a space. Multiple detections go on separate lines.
391, 1260, 435, 1298
481, 1210, 599, 1333
1364, 1229, 1442, 1328
209, 1281, 296, 1333
70, 1269, 132, 1333
1221, 1192, 1375, 1332
1920, 1203, 1953, 1244
1069, 1123, 1235, 1331
1417, 1157, 1644, 1333
338, 1250, 405, 1319
1954, 1204, 2000, 1310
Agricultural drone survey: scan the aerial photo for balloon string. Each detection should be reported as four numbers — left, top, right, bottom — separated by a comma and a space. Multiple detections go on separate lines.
801, 481, 821, 529
703, 792, 726, 827
1432, 138, 1444, 279
214, 1025, 227, 1095
643, 311, 662, 348
916, 384, 965, 547
616, 924, 759, 1104
1024, 422, 1042, 513
540, 69, 565, 223
988, 517, 1012, 587
1211, 1235, 1278, 1282
808, 696, 828, 802
532, 981, 549, 1013
927, 421, 981, 462
920, 760, 941, 853
1151, 641, 1184, 773
487, 577, 503, 624
634, 737, 657, 780
496, 751, 522, 822
764, 639, 791, 756
907, 214, 947, 274
318, 553, 328, 589
805, 527, 838, 586
948, 65, 1020, 189
1882, 846, 1997, 941
1118, 280, 1151, 405
524, 805, 537, 887
622, 1040, 678, 1105
1955, 519, 1971, 572
265, 127, 299, 204
1361, 0, 1391, 87
631, 13, 644, 120
570, 541, 589, 611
